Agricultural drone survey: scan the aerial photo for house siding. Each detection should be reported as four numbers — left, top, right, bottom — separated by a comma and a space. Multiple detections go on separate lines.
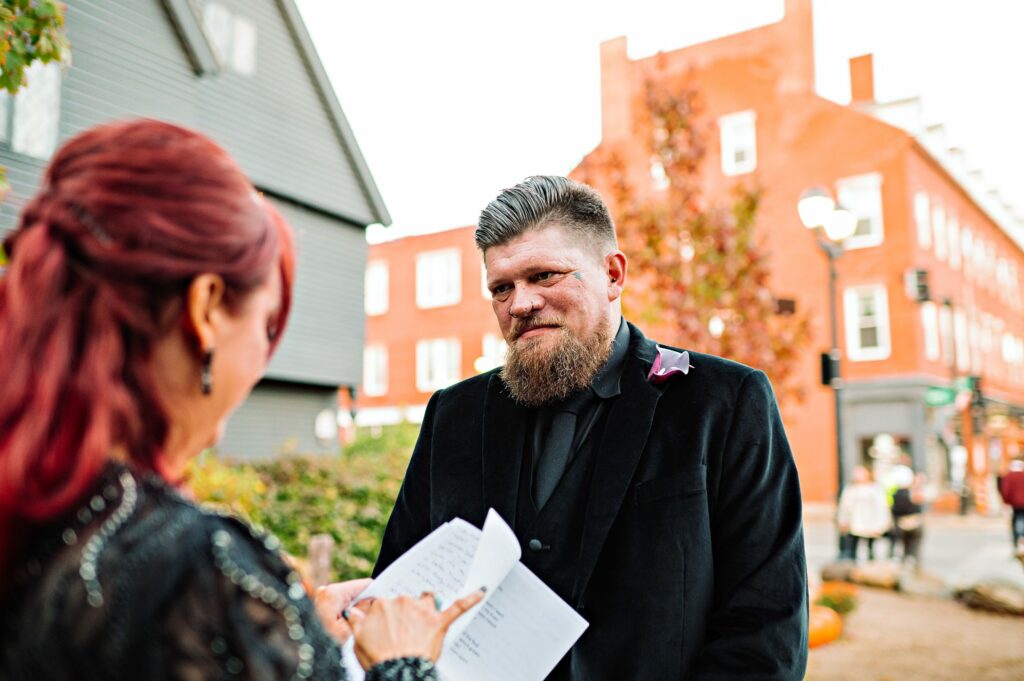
0, 0, 378, 227
0, 0, 380, 460
218, 380, 340, 459
267, 197, 366, 387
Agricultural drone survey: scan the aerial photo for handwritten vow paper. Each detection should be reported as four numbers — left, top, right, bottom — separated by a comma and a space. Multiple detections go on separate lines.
343, 510, 588, 681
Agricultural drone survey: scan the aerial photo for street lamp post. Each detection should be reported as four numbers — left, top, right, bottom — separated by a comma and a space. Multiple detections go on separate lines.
798, 187, 857, 557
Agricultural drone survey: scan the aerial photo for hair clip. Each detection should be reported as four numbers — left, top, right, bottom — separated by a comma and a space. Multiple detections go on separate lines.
69, 203, 113, 246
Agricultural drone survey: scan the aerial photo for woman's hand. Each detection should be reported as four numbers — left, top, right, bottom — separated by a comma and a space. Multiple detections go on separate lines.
313, 578, 373, 644
348, 590, 485, 669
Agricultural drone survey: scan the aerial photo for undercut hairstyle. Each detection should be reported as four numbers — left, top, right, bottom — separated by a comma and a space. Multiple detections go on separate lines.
475, 176, 616, 254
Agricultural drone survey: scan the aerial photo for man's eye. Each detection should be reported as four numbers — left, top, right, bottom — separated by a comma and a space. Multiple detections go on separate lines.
535, 272, 554, 281
492, 284, 511, 296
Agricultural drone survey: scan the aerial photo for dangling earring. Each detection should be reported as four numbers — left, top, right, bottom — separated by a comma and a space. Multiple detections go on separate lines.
201, 348, 215, 396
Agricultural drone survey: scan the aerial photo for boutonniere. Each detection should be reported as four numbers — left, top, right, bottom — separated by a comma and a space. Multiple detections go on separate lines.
647, 347, 693, 384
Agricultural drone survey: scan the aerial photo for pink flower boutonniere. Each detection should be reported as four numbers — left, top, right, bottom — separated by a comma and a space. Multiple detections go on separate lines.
647, 347, 693, 384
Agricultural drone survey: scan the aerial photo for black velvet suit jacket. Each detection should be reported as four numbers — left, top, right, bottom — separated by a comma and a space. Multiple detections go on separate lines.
374, 323, 808, 680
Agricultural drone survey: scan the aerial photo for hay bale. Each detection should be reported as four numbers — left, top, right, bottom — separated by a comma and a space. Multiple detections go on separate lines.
849, 561, 901, 590
956, 580, 1024, 616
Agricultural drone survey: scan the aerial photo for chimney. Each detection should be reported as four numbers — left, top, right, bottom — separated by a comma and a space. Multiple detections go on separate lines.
849, 54, 875, 103
778, 0, 816, 94
600, 37, 632, 143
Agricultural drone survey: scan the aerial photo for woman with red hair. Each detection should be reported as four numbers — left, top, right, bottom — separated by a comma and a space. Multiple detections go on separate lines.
0, 120, 478, 680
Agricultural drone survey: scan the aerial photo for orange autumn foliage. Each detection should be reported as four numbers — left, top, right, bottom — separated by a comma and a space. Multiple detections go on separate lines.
572, 68, 811, 411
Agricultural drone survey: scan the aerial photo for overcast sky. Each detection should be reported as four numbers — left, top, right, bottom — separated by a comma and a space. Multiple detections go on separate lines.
295, 0, 1024, 243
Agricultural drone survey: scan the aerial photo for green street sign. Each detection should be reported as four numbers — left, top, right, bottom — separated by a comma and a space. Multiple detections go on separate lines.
953, 376, 976, 392
924, 387, 956, 406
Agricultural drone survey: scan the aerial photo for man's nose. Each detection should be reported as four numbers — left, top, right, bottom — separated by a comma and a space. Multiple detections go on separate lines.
508, 286, 541, 318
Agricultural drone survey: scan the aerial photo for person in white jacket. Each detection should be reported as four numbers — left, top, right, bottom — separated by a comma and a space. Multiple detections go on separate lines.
837, 465, 893, 561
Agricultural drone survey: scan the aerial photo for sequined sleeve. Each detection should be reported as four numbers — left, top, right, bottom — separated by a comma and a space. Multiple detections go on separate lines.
0, 466, 439, 681
153, 517, 340, 680
165, 518, 438, 681
366, 657, 438, 681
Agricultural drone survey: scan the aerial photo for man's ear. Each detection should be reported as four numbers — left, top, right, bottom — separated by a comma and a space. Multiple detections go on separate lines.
183, 274, 227, 353
605, 251, 627, 302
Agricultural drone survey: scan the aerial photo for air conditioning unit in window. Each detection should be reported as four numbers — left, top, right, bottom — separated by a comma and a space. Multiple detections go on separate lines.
904, 268, 930, 303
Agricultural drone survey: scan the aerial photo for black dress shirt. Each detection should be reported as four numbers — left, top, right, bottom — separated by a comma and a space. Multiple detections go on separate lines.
531, 318, 630, 496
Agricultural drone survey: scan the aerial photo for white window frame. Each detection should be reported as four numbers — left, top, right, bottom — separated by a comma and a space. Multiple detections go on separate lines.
364, 260, 389, 316
844, 284, 891, 361
230, 14, 258, 75
960, 226, 974, 279
971, 235, 985, 276
0, 91, 9, 144
203, 1, 258, 75
477, 333, 507, 372
921, 301, 940, 362
932, 203, 947, 262
9, 61, 62, 160
718, 110, 757, 176
836, 172, 884, 249
416, 248, 462, 309
1002, 332, 1018, 365
415, 338, 461, 392
954, 309, 970, 373
914, 191, 931, 250
947, 214, 961, 270
969, 317, 981, 374
362, 345, 388, 397
939, 304, 954, 366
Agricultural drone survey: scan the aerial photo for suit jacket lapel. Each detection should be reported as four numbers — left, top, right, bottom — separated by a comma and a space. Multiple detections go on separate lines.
572, 324, 663, 604
481, 373, 527, 528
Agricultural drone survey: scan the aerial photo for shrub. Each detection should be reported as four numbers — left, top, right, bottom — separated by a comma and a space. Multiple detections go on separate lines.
814, 580, 858, 616
187, 424, 419, 581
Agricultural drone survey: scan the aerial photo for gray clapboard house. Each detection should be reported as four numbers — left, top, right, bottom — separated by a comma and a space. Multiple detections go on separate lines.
0, 0, 387, 458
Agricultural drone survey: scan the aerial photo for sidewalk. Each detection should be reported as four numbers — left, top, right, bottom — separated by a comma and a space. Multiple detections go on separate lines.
806, 587, 1024, 681
803, 506, 1024, 589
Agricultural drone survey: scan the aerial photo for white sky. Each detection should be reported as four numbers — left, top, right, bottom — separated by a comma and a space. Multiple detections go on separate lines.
295, 0, 1024, 243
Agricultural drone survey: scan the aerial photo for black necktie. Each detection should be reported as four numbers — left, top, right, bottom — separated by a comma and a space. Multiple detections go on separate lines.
534, 393, 587, 509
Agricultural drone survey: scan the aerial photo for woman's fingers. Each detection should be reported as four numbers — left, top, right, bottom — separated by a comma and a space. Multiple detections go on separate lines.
418, 590, 442, 611
439, 588, 486, 628
316, 577, 373, 619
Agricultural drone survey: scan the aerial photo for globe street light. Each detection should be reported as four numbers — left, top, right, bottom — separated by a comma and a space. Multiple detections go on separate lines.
797, 186, 835, 230
799, 187, 855, 557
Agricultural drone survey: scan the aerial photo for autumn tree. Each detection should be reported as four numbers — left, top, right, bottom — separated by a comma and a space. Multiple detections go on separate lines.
573, 70, 811, 409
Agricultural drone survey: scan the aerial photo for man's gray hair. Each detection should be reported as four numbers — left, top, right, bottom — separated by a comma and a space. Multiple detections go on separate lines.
475, 176, 616, 253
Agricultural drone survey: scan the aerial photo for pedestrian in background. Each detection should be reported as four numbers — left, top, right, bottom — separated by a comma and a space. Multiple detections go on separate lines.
837, 465, 892, 562
997, 453, 1024, 557
890, 472, 927, 567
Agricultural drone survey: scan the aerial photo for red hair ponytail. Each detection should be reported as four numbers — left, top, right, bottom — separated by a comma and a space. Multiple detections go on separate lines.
0, 120, 294, 574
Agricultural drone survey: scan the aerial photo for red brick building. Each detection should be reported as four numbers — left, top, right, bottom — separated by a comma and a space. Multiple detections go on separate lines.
354, 226, 498, 427
357, 0, 1024, 505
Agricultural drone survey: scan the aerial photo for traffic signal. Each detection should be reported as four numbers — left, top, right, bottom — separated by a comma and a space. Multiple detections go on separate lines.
821, 352, 839, 386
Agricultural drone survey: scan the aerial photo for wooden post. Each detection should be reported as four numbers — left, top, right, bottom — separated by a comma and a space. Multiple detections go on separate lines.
308, 534, 335, 589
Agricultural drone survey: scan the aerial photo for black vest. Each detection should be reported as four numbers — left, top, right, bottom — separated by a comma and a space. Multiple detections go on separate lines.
514, 404, 610, 604
515, 406, 611, 681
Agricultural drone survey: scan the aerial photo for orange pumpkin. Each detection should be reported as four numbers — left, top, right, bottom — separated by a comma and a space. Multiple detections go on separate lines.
818, 580, 858, 599
808, 604, 842, 648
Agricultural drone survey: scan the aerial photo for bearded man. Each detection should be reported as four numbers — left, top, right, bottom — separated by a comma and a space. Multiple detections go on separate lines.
373, 176, 808, 680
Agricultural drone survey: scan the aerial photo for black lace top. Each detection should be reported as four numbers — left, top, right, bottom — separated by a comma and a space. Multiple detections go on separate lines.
0, 464, 437, 681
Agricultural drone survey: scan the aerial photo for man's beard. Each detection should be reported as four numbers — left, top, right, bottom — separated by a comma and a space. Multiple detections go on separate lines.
500, 317, 613, 407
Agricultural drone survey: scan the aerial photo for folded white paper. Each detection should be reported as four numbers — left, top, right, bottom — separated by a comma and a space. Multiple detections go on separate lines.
342, 509, 588, 681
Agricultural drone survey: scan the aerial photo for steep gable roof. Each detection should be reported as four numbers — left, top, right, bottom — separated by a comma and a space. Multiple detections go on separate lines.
160, 0, 390, 226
